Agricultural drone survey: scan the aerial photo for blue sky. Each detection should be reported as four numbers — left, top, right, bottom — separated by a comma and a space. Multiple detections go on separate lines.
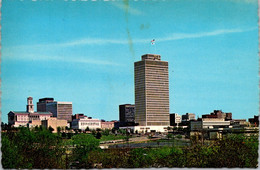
1, 0, 258, 123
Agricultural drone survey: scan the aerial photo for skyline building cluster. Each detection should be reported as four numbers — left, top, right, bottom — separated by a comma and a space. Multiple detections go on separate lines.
6, 54, 258, 133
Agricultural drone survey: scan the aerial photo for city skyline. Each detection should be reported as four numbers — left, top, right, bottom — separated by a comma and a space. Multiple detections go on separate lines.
2, 0, 258, 123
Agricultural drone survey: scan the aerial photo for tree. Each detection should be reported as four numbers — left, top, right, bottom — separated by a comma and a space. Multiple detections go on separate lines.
119, 129, 126, 135
48, 126, 54, 133
65, 126, 70, 132
167, 133, 173, 140
1, 135, 23, 168
91, 130, 96, 136
57, 127, 61, 135
111, 127, 116, 134
71, 134, 100, 168
128, 148, 152, 168
176, 135, 182, 139
2, 127, 66, 169
96, 132, 102, 139
1, 122, 4, 129
1, 122, 12, 131
33, 128, 65, 168
124, 135, 130, 142
85, 126, 90, 131
62, 132, 67, 138
102, 129, 110, 136
61, 127, 65, 132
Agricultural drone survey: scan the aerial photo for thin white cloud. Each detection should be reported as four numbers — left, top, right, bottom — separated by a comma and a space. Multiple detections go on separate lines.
56, 38, 129, 47
2, 27, 256, 67
110, 1, 144, 16
4, 53, 122, 66
7, 27, 256, 49
157, 27, 257, 42
56, 27, 257, 46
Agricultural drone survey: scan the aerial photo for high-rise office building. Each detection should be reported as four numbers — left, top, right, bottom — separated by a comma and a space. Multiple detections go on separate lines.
182, 113, 196, 122
134, 54, 170, 130
119, 104, 135, 126
46, 102, 72, 122
37, 98, 73, 122
37, 98, 54, 112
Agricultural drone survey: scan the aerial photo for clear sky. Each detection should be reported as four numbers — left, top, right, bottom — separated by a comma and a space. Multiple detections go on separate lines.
1, 0, 258, 123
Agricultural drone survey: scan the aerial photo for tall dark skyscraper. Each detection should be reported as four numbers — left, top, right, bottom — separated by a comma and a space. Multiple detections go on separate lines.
119, 104, 135, 126
134, 54, 170, 131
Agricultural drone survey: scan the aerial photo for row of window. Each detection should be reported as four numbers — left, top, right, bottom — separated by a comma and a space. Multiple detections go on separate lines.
80, 122, 100, 126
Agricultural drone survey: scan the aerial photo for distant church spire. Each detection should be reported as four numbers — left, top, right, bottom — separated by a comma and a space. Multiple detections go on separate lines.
26, 96, 34, 113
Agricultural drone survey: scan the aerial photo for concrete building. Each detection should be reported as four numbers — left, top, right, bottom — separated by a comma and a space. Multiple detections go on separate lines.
189, 117, 258, 140
190, 118, 232, 131
202, 110, 232, 120
134, 54, 170, 132
8, 97, 52, 127
71, 115, 101, 130
37, 97, 54, 112
181, 113, 196, 126
28, 119, 42, 128
230, 119, 247, 127
101, 121, 115, 129
182, 113, 196, 122
201, 118, 230, 129
72, 113, 85, 120
119, 104, 135, 126
190, 118, 231, 140
37, 98, 73, 122
170, 113, 182, 126
42, 117, 68, 133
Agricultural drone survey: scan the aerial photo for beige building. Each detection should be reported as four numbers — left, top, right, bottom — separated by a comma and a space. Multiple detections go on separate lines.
28, 119, 42, 128
101, 121, 114, 129
42, 117, 68, 133
134, 54, 170, 132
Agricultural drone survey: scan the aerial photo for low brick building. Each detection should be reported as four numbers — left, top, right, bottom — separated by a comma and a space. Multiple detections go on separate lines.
101, 121, 114, 129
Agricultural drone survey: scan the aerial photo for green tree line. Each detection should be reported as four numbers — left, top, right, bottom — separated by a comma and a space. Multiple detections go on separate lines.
1, 126, 258, 169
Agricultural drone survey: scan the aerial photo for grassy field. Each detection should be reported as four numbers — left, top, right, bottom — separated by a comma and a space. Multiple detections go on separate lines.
99, 134, 127, 141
